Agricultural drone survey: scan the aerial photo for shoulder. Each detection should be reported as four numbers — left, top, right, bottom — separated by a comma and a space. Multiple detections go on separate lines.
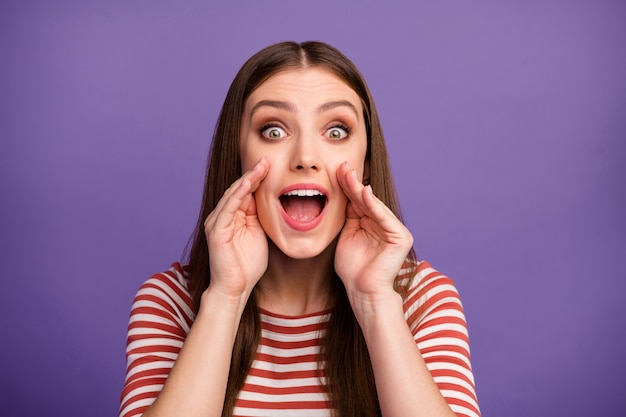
398, 260, 461, 303
400, 262, 480, 417
400, 260, 466, 332
131, 262, 196, 331
137, 262, 192, 300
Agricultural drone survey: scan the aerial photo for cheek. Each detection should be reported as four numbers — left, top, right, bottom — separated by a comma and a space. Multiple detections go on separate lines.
347, 160, 367, 182
253, 168, 278, 215
335, 154, 367, 182
254, 186, 274, 234
240, 151, 256, 173
340, 137, 368, 181
240, 133, 264, 172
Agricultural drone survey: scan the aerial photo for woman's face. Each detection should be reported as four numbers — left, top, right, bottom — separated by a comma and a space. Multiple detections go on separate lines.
240, 66, 368, 259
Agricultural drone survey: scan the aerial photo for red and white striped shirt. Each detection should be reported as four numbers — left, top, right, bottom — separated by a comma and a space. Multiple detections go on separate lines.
119, 261, 480, 417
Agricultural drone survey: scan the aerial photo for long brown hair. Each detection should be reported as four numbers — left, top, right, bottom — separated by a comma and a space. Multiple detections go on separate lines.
187, 41, 417, 417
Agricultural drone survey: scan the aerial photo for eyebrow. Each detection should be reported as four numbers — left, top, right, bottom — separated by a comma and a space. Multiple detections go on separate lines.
249, 100, 297, 119
249, 99, 360, 121
315, 100, 360, 120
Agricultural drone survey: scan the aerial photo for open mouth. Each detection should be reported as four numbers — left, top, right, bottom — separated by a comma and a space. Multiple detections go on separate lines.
279, 189, 327, 223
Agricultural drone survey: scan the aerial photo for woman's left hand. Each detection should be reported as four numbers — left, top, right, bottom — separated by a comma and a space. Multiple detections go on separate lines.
334, 161, 414, 301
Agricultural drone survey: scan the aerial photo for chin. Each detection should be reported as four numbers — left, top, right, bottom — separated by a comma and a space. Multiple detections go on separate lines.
268, 234, 339, 261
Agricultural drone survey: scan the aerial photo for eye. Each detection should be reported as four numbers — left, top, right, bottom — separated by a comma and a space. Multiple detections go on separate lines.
261, 125, 288, 140
325, 124, 350, 141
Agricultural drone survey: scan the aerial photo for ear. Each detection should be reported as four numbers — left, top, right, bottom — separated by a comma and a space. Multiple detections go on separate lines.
363, 161, 370, 186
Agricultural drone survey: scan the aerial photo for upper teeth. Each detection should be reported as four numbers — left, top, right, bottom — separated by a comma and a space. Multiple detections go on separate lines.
283, 189, 324, 197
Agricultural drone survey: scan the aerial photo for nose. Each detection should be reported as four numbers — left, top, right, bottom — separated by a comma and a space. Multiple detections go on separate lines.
290, 132, 320, 172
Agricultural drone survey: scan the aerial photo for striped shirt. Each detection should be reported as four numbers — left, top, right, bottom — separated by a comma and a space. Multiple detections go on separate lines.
119, 261, 480, 417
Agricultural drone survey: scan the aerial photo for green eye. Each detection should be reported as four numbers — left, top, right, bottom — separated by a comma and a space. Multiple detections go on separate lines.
262, 126, 287, 140
268, 128, 281, 138
326, 126, 349, 140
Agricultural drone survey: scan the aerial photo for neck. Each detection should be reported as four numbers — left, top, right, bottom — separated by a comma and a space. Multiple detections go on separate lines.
256, 239, 337, 316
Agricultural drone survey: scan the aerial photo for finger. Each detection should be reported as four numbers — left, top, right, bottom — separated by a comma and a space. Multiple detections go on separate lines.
204, 177, 246, 232
205, 157, 269, 231
360, 185, 410, 239
337, 162, 368, 218
336, 161, 356, 194
361, 184, 391, 222
337, 162, 405, 235
233, 157, 269, 216
244, 156, 270, 193
337, 161, 398, 224
216, 157, 269, 214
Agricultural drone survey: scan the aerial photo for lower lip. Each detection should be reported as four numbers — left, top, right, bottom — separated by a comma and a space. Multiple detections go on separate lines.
279, 202, 326, 232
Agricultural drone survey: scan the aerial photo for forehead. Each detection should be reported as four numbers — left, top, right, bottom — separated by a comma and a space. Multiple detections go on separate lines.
245, 67, 362, 111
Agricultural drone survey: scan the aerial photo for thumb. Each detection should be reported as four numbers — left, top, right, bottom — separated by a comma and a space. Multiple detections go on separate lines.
244, 193, 258, 216
345, 200, 360, 220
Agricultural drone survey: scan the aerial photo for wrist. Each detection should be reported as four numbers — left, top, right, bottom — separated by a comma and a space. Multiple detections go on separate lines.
200, 284, 253, 321
347, 289, 404, 329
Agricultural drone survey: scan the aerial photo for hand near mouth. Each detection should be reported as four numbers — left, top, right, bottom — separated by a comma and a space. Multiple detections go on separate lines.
203, 157, 270, 300
334, 161, 414, 310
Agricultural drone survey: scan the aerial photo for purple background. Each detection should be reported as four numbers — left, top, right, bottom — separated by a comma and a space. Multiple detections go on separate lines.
1, 1, 624, 416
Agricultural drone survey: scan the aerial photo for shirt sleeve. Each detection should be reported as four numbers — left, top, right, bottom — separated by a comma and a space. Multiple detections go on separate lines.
402, 261, 481, 417
119, 264, 195, 417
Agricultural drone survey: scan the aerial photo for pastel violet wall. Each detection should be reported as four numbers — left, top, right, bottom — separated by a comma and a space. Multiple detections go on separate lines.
1, 1, 624, 416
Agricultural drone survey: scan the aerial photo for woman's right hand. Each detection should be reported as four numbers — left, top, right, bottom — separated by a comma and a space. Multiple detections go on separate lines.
203, 157, 270, 299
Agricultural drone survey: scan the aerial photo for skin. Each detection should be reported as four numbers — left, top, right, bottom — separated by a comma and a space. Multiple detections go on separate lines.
240, 67, 368, 261
141, 67, 456, 417
238, 67, 370, 313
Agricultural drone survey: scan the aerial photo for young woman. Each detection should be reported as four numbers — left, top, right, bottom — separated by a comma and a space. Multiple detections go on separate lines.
119, 41, 480, 417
